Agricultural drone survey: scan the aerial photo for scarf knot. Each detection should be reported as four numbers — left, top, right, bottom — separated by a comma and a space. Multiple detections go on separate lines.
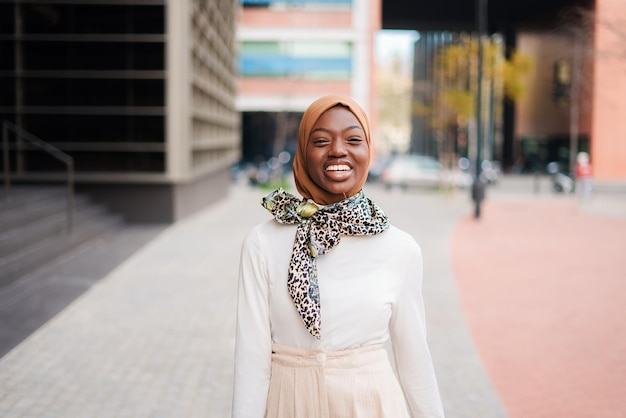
261, 188, 390, 338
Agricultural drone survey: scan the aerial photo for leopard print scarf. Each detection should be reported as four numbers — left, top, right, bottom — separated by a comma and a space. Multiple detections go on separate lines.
262, 188, 390, 339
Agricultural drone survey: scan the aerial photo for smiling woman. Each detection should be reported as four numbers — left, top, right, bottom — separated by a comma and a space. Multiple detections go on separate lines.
303, 106, 370, 200
292, 95, 373, 205
232, 95, 445, 418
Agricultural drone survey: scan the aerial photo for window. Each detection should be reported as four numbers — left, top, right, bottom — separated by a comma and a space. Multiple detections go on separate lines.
241, 0, 351, 6
239, 41, 352, 79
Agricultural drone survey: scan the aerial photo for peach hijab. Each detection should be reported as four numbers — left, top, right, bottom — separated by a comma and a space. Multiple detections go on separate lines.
292, 95, 371, 205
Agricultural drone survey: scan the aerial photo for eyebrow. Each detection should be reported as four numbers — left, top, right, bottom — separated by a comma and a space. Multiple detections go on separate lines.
310, 125, 364, 135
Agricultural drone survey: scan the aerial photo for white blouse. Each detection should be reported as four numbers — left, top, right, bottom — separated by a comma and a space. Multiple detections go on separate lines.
232, 219, 444, 418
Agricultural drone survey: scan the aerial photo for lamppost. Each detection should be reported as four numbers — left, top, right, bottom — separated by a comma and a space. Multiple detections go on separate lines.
472, 0, 488, 218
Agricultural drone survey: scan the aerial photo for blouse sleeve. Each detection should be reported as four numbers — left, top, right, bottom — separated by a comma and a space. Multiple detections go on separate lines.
232, 227, 272, 418
390, 240, 445, 418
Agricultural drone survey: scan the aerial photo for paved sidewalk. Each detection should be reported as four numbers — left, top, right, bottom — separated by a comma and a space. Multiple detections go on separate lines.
0, 176, 623, 417
0, 224, 167, 358
0, 184, 273, 418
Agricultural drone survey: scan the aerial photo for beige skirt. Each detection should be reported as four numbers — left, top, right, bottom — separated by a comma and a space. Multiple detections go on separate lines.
266, 343, 410, 418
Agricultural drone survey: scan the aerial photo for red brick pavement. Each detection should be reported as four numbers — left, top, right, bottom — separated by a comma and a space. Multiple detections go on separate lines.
452, 199, 626, 418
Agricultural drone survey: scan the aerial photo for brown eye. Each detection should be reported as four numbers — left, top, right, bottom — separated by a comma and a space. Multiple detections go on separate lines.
311, 138, 329, 145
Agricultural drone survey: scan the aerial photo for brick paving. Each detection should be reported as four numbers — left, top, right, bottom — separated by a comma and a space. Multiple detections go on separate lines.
0, 176, 624, 417
452, 193, 626, 418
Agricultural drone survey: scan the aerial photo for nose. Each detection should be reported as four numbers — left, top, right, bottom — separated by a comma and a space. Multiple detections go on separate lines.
328, 138, 347, 157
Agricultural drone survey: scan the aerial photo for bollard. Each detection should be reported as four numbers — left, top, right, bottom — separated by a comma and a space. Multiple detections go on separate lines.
533, 170, 541, 194
472, 179, 486, 218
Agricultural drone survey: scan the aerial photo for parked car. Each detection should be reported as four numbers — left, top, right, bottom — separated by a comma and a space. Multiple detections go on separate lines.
381, 155, 441, 189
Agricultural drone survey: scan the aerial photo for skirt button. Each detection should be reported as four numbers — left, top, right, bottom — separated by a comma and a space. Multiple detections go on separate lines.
315, 352, 327, 364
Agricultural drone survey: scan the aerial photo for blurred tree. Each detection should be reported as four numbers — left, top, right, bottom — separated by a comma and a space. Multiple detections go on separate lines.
558, 6, 595, 175
557, 5, 626, 174
502, 51, 534, 101
414, 34, 533, 184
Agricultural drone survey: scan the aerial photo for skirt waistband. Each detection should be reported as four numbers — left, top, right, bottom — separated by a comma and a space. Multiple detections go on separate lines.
271, 343, 387, 369
266, 343, 410, 417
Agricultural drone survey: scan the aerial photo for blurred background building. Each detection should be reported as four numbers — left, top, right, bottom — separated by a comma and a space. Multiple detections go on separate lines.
236, 0, 381, 172
386, 0, 626, 182
2, 0, 625, 284
0, 0, 240, 223
2, 0, 626, 226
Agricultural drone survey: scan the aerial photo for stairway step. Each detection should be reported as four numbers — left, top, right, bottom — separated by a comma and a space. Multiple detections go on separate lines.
0, 214, 122, 288
0, 185, 125, 288
0, 186, 66, 211
0, 194, 88, 233
0, 204, 109, 256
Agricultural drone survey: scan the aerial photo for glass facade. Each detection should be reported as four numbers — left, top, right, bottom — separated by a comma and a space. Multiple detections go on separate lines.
0, 2, 166, 173
1, 0, 238, 177
241, 0, 351, 5
239, 41, 352, 79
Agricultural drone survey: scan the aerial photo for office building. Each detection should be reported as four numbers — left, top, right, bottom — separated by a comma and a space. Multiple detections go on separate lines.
0, 0, 240, 222
236, 0, 381, 165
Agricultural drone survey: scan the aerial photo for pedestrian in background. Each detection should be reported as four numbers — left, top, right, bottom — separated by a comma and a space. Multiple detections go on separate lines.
232, 95, 444, 418
575, 151, 593, 201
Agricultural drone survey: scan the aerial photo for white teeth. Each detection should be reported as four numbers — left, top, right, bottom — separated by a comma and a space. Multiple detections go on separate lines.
326, 165, 350, 171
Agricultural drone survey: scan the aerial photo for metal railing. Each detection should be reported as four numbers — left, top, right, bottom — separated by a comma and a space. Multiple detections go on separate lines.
2, 120, 75, 233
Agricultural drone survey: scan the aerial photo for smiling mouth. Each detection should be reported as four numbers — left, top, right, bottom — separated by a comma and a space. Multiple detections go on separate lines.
326, 164, 351, 172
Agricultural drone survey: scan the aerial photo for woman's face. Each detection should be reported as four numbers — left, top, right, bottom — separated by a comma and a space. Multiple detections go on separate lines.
305, 106, 369, 197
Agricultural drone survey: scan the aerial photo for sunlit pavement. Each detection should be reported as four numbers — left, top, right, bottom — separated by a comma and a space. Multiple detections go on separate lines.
0, 176, 624, 417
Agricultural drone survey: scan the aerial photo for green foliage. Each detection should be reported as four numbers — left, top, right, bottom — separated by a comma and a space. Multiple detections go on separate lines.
412, 34, 534, 161
442, 89, 475, 118
503, 51, 534, 100
416, 35, 534, 129
257, 176, 292, 191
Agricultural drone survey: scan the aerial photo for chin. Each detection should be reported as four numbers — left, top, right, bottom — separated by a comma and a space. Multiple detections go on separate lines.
315, 176, 360, 197
323, 186, 354, 197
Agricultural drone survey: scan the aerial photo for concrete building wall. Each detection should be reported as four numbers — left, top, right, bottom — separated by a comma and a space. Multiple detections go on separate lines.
367, 0, 381, 142
240, 8, 352, 27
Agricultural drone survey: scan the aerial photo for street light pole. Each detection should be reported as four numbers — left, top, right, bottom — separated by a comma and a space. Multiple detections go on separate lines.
472, 0, 488, 218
